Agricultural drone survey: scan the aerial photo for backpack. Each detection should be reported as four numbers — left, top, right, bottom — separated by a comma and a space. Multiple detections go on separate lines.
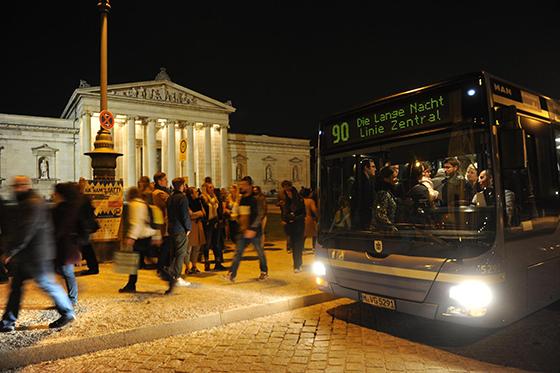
146, 203, 164, 230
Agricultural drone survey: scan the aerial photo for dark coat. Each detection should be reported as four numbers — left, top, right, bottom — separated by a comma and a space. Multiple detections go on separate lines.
6, 190, 56, 264
52, 201, 82, 265
167, 191, 192, 235
351, 174, 375, 229
77, 194, 99, 245
281, 188, 305, 224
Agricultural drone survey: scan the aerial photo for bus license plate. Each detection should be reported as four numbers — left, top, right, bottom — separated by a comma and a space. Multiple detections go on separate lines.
362, 293, 396, 310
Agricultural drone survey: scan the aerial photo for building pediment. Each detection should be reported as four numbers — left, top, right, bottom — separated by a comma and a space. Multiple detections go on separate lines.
62, 79, 235, 118
289, 157, 303, 163
262, 156, 277, 162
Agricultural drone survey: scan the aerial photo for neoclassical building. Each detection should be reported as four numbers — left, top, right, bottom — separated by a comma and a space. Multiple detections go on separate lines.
0, 69, 310, 198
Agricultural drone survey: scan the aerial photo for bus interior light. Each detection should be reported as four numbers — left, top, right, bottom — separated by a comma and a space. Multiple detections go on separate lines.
312, 261, 327, 276
467, 89, 477, 96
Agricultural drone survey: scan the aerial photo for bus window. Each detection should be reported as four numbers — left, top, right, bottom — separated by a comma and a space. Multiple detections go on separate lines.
503, 119, 560, 238
322, 127, 496, 248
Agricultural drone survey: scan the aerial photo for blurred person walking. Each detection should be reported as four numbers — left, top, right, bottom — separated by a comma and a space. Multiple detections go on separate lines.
302, 188, 318, 250
225, 176, 268, 282
52, 182, 82, 306
253, 185, 268, 244
77, 178, 100, 276
1, 176, 75, 332
119, 187, 162, 293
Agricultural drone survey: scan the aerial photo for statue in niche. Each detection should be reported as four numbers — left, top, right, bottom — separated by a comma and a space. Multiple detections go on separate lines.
292, 165, 299, 182
236, 164, 243, 181
39, 157, 50, 179
265, 164, 273, 182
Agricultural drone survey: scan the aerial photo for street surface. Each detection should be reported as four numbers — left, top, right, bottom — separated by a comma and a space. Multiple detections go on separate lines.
17, 297, 560, 372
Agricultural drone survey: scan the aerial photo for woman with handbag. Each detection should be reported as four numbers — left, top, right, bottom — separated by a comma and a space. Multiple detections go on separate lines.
185, 187, 206, 274
119, 187, 162, 293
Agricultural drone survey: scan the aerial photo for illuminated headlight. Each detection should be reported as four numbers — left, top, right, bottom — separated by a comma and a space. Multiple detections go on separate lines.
449, 281, 492, 316
467, 88, 476, 96
312, 261, 326, 276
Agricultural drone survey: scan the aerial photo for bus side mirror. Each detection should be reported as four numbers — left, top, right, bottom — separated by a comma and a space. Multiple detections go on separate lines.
496, 106, 525, 169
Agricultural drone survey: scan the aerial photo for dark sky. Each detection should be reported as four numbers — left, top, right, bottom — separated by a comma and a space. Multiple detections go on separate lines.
2, 1, 559, 141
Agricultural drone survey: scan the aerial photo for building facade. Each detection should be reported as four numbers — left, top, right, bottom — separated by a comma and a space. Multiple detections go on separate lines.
0, 70, 310, 198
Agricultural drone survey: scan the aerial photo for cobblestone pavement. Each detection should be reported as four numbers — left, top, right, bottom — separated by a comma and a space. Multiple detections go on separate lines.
0, 241, 319, 352
18, 297, 560, 373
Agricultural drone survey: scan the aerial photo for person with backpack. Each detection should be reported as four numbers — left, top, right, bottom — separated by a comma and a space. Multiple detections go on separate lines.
119, 187, 162, 293
152, 172, 171, 273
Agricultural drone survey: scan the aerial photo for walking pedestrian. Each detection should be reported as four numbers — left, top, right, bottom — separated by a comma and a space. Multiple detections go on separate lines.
52, 182, 82, 306
165, 177, 192, 294
119, 187, 162, 293
77, 178, 100, 276
280, 180, 306, 272
225, 176, 268, 282
1, 176, 75, 332
302, 188, 318, 250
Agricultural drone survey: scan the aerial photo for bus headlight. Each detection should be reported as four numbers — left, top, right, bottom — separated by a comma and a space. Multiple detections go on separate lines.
312, 261, 326, 276
449, 281, 493, 311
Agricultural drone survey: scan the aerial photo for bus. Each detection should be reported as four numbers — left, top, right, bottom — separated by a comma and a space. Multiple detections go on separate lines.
312, 71, 560, 327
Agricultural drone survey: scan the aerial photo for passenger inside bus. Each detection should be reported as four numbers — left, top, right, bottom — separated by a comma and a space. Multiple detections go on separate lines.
350, 158, 376, 230
407, 163, 431, 224
438, 157, 474, 207
373, 166, 398, 231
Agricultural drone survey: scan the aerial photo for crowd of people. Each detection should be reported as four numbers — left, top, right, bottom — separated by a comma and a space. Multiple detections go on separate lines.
0, 172, 318, 332
349, 156, 507, 231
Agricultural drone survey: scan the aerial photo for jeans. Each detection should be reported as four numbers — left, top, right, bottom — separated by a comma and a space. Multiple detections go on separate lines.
59, 264, 78, 305
169, 233, 189, 280
203, 221, 223, 265
158, 236, 172, 272
285, 220, 305, 269
1, 261, 74, 328
229, 233, 268, 279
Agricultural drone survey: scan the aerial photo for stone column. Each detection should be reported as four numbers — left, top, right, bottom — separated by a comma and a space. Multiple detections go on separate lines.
81, 111, 92, 179
203, 123, 212, 182
161, 121, 168, 174
220, 124, 230, 187
186, 123, 195, 186
146, 118, 157, 180
167, 120, 177, 182
126, 116, 137, 188
181, 124, 188, 179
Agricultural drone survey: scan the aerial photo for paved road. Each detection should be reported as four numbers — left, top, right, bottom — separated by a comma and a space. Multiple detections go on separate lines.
19, 297, 560, 372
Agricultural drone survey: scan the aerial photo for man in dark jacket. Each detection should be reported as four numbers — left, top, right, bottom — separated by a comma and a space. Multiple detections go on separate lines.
225, 176, 268, 282
77, 178, 100, 275
0, 176, 75, 332
165, 177, 192, 294
351, 158, 376, 229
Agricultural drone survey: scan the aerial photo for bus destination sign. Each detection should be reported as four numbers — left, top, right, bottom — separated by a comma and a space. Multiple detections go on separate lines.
323, 91, 456, 150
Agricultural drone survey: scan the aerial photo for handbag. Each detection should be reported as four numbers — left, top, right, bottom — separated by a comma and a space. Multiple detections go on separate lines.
113, 249, 140, 275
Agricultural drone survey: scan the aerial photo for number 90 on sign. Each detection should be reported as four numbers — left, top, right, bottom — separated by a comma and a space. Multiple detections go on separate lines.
331, 122, 349, 144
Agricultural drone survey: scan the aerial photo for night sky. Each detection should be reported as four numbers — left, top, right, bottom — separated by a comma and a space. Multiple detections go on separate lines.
2, 1, 559, 142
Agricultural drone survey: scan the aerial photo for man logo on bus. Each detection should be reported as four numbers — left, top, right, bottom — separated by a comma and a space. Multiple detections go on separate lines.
374, 240, 383, 254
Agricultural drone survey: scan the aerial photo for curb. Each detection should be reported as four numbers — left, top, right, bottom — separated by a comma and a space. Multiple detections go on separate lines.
0, 292, 334, 370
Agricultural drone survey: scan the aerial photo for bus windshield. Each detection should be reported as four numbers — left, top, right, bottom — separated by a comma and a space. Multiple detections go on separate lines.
320, 125, 496, 257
